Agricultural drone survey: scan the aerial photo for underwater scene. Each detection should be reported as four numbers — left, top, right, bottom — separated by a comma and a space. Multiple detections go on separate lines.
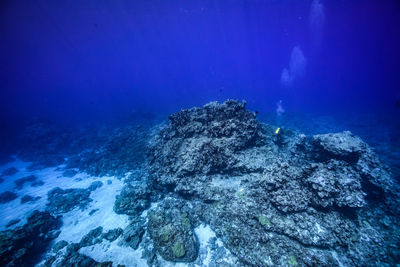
1, 1, 400, 266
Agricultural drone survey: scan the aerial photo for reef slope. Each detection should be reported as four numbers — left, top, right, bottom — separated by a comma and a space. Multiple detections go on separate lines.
147, 100, 400, 266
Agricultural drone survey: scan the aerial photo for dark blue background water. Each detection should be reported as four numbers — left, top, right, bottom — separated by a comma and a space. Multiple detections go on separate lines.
1, 0, 400, 139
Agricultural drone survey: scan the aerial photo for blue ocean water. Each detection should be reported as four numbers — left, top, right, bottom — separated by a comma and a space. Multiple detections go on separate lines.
0, 1, 399, 266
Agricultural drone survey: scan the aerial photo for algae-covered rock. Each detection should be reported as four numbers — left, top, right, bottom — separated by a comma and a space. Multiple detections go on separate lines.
147, 198, 198, 262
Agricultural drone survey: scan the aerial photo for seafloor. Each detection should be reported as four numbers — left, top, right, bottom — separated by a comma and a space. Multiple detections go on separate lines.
0, 100, 399, 266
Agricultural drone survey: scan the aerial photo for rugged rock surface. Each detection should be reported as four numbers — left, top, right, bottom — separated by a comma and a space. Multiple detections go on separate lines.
0, 211, 61, 267
43, 226, 121, 267
79, 226, 104, 247
46, 187, 92, 214
2, 167, 18, 176
14, 175, 37, 190
21, 194, 41, 204
31, 180, 45, 187
147, 198, 199, 262
88, 181, 103, 191
148, 100, 265, 186
52, 240, 68, 252
114, 181, 152, 216
147, 100, 400, 266
66, 123, 153, 177
0, 191, 18, 204
120, 218, 145, 250
2, 100, 399, 266
5, 219, 20, 228
102, 228, 123, 242
43, 243, 113, 267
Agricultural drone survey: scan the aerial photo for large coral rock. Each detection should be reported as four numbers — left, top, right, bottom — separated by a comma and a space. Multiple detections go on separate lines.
313, 131, 395, 197
149, 100, 265, 186
313, 131, 366, 162
306, 160, 365, 208
147, 100, 400, 266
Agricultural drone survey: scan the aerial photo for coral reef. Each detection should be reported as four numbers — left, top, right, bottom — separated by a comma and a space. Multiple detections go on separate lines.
0, 211, 61, 267
120, 217, 145, 250
114, 181, 152, 216
66, 124, 153, 177
43, 242, 113, 267
146, 100, 400, 266
46, 187, 92, 214
147, 198, 199, 262
2, 100, 399, 266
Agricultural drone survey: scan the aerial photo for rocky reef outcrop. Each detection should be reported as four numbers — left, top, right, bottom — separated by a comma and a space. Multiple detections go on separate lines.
2, 99, 399, 266
147, 100, 400, 266
147, 198, 199, 262
114, 181, 152, 216
66, 124, 151, 176
0, 211, 61, 267
46, 187, 92, 214
148, 100, 265, 185
16, 119, 154, 176
0, 191, 18, 204
14, 175, 37, 190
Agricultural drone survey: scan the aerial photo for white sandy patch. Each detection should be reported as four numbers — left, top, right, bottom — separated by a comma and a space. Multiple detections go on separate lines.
79, 237, 147, 267
154, 224, 236, 267
195, 224, 217, 266
0, 159, 128, 237
0, 160, 238, 266
211, 176, 242, 190
55, 176, 129, 243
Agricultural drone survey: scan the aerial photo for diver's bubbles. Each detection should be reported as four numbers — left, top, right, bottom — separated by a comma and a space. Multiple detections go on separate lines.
280, 46, 307, 87
276, 100, 285, 117
289, 47, 307, 78
309, 0, 325, 46
280, 68, 292, 87
276, 100, 285, 125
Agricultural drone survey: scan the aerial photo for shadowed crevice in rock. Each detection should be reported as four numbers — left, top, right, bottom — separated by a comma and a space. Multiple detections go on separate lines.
360, 175, 386, 203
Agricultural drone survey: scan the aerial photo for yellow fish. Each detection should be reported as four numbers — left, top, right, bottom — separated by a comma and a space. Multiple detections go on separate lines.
275, 127, 280, 135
